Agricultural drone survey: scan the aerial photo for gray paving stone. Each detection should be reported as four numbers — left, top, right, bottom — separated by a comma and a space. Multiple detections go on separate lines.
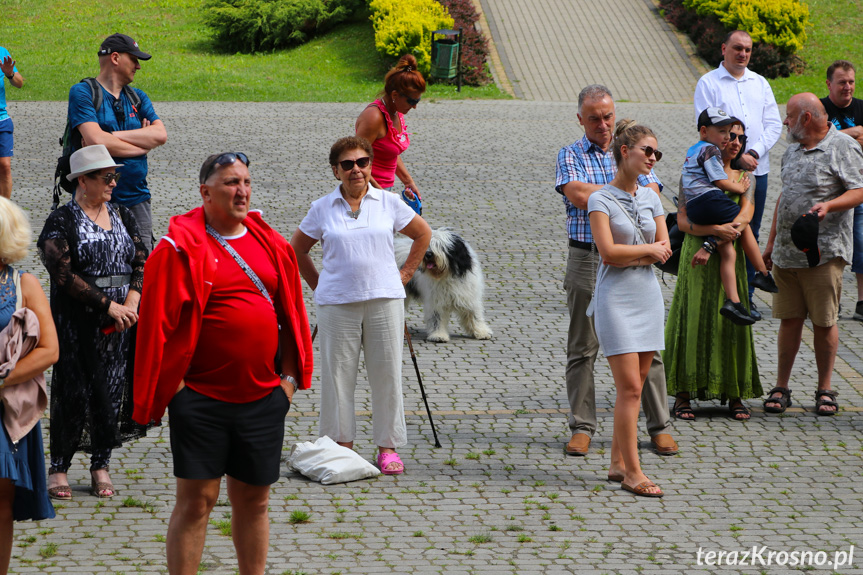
2, 100, 862, 574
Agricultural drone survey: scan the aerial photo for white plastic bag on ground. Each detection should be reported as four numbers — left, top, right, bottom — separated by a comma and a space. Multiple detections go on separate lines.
288, 436, 381, 484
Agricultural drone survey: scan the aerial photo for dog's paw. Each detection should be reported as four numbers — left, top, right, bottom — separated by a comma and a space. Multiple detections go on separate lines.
472, 327, 493, 340
426, 332, 450, 343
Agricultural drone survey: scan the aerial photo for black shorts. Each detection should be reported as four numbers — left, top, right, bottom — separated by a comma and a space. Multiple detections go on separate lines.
686, 188, 741, 225
168, 385, 290, 485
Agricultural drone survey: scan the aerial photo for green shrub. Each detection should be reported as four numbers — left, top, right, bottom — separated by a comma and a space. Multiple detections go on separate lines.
369, 0, 454, 75
683, 0, 809, 54
204, 0, 369, 53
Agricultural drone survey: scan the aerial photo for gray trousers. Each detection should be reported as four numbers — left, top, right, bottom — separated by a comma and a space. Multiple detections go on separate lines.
564, 244, 672, 437
127, 199, 154, 253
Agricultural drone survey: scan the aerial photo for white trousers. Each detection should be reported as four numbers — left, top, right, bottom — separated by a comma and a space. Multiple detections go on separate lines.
317, 298, 407, 448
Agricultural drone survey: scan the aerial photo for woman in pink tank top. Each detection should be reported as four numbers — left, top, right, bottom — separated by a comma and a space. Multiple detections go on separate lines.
356, 54, 427, 200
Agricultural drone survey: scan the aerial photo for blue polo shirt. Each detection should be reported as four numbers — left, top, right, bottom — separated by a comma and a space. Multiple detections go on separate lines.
0, 47, 19, 122
67, 81, 159, 207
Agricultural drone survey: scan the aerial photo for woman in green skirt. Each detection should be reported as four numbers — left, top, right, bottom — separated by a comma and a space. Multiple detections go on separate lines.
664, 121, 762, 421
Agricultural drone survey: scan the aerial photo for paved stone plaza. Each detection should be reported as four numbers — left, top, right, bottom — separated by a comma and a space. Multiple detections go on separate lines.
3, 99, 862, 574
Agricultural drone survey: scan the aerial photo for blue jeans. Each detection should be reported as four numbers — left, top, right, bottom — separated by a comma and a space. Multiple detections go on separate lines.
746, 174, 769, 299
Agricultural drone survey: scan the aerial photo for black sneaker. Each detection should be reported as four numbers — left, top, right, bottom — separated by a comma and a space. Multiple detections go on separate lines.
749, 300, 762, 321
720, 299, 757, 326
751, 272, 779, 293
854, 301, 863, 322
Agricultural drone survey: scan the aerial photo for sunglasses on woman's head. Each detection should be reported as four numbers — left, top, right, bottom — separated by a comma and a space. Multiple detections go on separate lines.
636, 145, 662, 161
338, 157, 371, 171
400, 93, 421, 106
201, 152, 250, 183
88, 172, 121, 184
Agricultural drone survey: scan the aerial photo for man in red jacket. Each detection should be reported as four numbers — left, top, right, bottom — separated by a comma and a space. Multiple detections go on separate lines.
133, 152, 312, 575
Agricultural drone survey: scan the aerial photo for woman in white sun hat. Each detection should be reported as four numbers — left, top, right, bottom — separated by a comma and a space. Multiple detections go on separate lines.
37, 144, 149, 500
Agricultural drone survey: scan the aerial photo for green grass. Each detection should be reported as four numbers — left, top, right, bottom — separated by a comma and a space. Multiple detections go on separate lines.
768, 0, 863, 103
2, 0, 506, 102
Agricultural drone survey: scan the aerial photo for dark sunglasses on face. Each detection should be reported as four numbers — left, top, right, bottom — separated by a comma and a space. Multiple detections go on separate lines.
730, 132, 747, 146
400, 93, 421, 106
636, 145, 662, 162
338, 157, 371, 171
88, 172, 121, 184
201, 152, 250, 183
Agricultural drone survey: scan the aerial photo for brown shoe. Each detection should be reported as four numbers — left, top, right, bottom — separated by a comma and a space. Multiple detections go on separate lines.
564, 433, 591, 456
650, 434, 678, 456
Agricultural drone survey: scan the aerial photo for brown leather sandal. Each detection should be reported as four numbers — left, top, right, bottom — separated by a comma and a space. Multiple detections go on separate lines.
47, 485, 72, 501
621, 480, 664, 498
90, 467, 115, 498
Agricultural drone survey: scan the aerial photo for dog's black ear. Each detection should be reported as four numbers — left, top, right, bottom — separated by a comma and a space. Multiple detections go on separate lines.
448, 235, 473, 278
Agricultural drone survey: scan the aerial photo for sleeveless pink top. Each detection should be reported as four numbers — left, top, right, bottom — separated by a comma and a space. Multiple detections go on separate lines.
367, 99, 410, 188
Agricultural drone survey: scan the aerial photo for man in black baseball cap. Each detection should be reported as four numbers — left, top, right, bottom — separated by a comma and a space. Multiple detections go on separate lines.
98, 33, 152, 60
63, 33, 166, 252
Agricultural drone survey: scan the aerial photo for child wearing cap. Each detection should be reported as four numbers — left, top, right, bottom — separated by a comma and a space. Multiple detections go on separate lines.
681, 107, 778, 325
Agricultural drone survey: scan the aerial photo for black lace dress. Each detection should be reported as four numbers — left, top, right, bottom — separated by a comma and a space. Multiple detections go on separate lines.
37, 200, 148, 473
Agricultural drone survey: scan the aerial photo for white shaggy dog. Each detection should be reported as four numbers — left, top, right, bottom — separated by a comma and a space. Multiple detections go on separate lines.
394, 228, 492, 342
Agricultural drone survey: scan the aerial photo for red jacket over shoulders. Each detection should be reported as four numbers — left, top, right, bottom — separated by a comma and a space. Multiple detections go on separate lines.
133, 207, 313, 425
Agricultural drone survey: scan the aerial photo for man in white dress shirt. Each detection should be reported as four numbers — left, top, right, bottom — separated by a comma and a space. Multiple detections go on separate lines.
694, 30, 782, 319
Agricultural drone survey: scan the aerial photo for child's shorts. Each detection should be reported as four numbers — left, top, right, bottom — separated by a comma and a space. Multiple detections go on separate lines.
686, 188, 741, 225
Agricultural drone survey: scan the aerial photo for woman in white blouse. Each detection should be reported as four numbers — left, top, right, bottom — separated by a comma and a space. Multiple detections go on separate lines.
291, 136, 431, 475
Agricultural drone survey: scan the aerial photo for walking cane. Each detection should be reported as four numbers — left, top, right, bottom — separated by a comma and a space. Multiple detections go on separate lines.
404, 324, 442, 448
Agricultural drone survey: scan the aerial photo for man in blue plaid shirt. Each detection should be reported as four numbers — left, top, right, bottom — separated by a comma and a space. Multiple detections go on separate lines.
554, 84, 677, 457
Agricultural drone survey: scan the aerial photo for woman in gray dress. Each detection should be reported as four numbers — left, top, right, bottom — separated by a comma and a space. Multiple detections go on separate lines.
587, 120, 671, 498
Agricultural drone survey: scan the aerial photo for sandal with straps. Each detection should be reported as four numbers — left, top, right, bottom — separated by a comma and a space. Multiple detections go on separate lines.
90, 467, 115, 498
728, 398, 751, 421
763, 386, 792, 414
814, 389, 839, 416
672, 393, 695, 421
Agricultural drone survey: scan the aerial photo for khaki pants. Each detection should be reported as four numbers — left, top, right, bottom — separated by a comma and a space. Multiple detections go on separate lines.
317, 298, 407, 449
564, 244, 672, 437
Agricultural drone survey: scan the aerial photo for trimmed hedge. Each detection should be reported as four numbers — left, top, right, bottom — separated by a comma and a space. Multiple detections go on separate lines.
203, 0, 368, 53
661, 0, 809, 78
369, 0, 454, 75
436, 0, 492, 86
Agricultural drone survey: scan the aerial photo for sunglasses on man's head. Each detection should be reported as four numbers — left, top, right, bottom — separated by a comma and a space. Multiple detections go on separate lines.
88, 172, 121, 184
400, 93, 421, 106
201, 152, 250, 183
636, 145, 662, 162
338, 157, 371, 171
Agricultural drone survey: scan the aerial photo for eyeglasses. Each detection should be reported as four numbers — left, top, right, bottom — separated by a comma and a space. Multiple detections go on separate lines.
200, 152, 250, 183
88, 172, 121, 184
730, 132, 747, 146
400, 93, 421, 106
636, 146, 662, 161
338, 157, 371, 171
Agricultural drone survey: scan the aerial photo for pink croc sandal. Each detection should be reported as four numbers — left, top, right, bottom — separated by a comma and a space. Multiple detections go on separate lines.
377, 452, 405, 475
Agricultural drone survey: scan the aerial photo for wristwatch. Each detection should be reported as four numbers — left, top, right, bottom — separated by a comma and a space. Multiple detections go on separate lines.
746, 149, 760, 159
280, 374, 298, 392
5, 74, 12, 80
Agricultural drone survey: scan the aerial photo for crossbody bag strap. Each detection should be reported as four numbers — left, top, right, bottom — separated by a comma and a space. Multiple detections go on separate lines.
206, 224, 274, 307
605, 193, 648, 245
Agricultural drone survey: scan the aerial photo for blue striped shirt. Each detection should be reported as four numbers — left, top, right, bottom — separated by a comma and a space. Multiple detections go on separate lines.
555, 135, 662, 242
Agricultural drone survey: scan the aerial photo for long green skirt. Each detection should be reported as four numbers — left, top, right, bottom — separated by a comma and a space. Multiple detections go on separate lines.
663, 231, 763, 401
